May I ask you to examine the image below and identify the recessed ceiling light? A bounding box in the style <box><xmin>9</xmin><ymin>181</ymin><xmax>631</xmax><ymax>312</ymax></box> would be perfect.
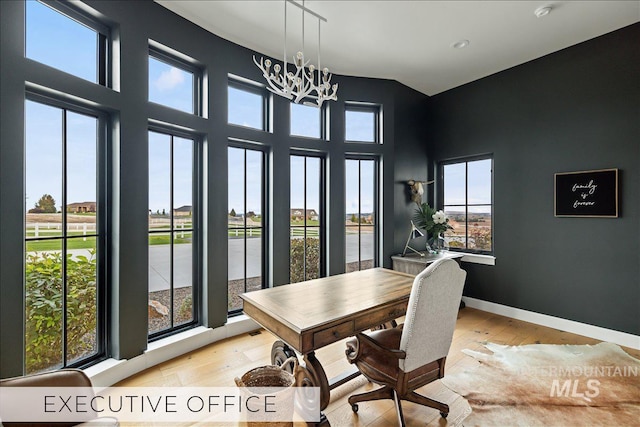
<box><xmin>451</xmin><ymin>39</ymin><xmax>470</xmax><ymax>49</ymax></box>
<box><xmin>534</xmin><ymin>6</ymin><xmax>552</xmax><ymax>18</ymax></box>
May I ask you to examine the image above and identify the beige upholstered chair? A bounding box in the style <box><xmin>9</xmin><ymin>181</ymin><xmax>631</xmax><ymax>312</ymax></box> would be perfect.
<box><xmin>0</xmin><ymin>368</ymin><xmax>119</xmax><ymax>427</ymax></box>
<box><xmin>345</xmin><ymin>258</ymin><xmax>466</xmax><ymax>426</ymax></box>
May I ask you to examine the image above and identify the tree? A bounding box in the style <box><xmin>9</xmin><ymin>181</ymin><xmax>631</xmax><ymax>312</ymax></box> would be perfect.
<box><xmin>230</xmin><ymin>208</ymin><xmax>236</xmax><ymax>217</ymax></box>
<box><xmin>350</xmin><ymin>214</ymin><xmax>358</xmax><ymax>223</ymax></box>
<box><xmin>29</xmin><ymin>194</ymin><xmax>56</xmax><ymax>213</ymax></box>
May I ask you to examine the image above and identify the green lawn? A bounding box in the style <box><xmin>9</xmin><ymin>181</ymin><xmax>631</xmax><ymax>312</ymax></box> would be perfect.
<box><xmin>148</xmin><ymin>234</ymin><xmax>192</xmax><ymax>245</ymax></box>
<box><xmin>26</xmin><ymin>233</ymin><xmax>193</xmax><ymax>251</ymax></box>
<box><xmin>26</xmin><ymin>237</ymin><xmax>97</xmax><ymax>251</ymax></box>
<box><xmin>290</xmin><ymin>219</ymin><xmax>320</xmax><ymax>226</ymax></box>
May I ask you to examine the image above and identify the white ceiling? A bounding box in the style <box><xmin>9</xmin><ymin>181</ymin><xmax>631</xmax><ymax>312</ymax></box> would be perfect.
<box><xmin>156</xmin><ymin>1</ymin><xmax>640</xmax><ymax>96</ymax></box>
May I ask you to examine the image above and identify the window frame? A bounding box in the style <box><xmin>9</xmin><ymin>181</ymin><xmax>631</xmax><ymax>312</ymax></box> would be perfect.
<box><xmin>438</xmin><ymin>154</ymin><xmax>494</xmax><ymax>255</ymax></box>
<box><xmin>344</xmin><ymin>103</ymin><xmax>381</xmax><ymax>144</ymax></box>
<box><xmin>226</xmin><ymin>141</ymin><xmax>269</xmax><ymax>316</ymax></box>
<box><xmin>25</xmin><ymin>0</ymin><xmax>111</xmax><ymax>86</ymax></box>
<box><xmin>148</xmin><ymin>46</ymin><xmax>203</xmax><ymax>116</ymax></box>
<box><xmin>289</xmin><ymin>151</ymin><xmax>326</xmax><ymax>283</ymax></box>
<box><xmin>147</xmin><ymin>126</ymin><xmax>202</xmax><ymax>341</ymax></box>
<box><xmin>24</xmin><ymin>91</ymin><xmax>109</xmax><ymax>370</ymax></box>
<box><xmin>227</xmin><ymin>78</ymin><xmax>270</xmax><ymax>132</ymax></box>
<box><xmin>345</xmin><ymin>155</ymin><xmax>380</xmax><ymax>271</ymax></box>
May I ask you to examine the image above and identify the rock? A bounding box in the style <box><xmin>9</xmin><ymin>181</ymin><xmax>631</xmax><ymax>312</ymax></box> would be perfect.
<box><xmin>148</xmin><ymin>300</ymin><xmax>169</xmax><ymax>318</ymax></box>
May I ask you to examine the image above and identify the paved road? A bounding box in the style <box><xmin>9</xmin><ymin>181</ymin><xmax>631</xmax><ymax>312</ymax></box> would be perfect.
<box><xmin>68</xmin><ymin>234</ymin><xmax>374</xmax><ymax>292</ymax></box>
<box><xmin>149</xmin><ymin>234</ymin><xmax>373</xmax><ymax>291</ymax></box>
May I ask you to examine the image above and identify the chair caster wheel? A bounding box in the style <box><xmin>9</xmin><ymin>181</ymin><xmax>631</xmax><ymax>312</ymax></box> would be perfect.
<box><xmin>351</xmin><ymin>404</ymin><xmax>359</xmax><ymax>413</ymax></box>
<box><xmin>440</xmin><ymin>411</ymin><xmax>448</xmax><ymax>418</ymax></box>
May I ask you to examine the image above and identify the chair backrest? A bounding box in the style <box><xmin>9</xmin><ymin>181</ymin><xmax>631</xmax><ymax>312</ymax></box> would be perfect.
<box><xmin>399</xmin><ymin>258</ymin><xmax>466</xmax><ymax>372</ymax></box>
<box><xmin>0</xmin><ymin>368</ymin><xmax>92</xmax><ymax>388</ymax></box>
<box><xmin>0</xmin><ymin>369</ymin><xmax>97</xmax><ymax>427</ymax></box>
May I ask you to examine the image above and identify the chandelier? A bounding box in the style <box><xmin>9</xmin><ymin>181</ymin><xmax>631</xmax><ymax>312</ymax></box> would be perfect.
<box><xmin>253</xmin><ymin>0</ymin><xmax>338</xmax><ymax>108</ymax></box>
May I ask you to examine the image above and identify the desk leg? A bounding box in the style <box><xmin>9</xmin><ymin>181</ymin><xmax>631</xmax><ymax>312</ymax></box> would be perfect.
<box><xmin>272</xmin><ymin>342</ymin><xmax>331</xmax><ymax>424</ymax></box>
<box><xmin>295</xmin><ymin>351</ymin><xmax>331</xmax><ymax>425</ymax></box>
<box><xmin>272</xmin><ymin>340</ymin><xmax>297</xmax><ymax>372</ymax></box>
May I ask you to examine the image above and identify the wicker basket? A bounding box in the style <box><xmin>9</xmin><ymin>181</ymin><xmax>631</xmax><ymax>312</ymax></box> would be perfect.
<box><xmin>235</xmin><ymin>357</ymin><xmax>298</xmax><ymax>427</ymax></box>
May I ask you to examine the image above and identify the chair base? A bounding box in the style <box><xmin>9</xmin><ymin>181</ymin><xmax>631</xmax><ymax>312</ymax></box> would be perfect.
<box><xmin>348</xmin><ymin>385</ymin><xmax>449</xmax><ymax>427</ymax></box>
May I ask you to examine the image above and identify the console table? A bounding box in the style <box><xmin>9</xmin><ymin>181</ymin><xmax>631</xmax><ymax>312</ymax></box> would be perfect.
<box><xmin>391</xmin><ymin>251</ymin><xmax>466</xmax><ymax>308</ymax></box>
<box><xmin>391</xmin><ymin>251</ymin><xmax>464</xmax><ymax>275</ymax></box>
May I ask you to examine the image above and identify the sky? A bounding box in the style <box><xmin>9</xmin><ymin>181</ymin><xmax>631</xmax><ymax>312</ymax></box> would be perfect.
<box><xmin>443</xmin><ymin>159</ymin><xmax>492</xmax><ymax>214</ymax></box>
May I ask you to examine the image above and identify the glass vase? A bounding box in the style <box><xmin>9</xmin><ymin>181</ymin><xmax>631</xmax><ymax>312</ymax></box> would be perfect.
<box><xmin>427</xmin><ymin>233</ymin><xmax>447</xmax><ymax>254</ymax></box>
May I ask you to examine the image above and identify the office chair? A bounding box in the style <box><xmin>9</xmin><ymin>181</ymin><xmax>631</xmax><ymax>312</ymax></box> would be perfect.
<box><xmin>345</xmin><ymin>258</ymin><xmax>466</xmax><ymax>426</ymax></box>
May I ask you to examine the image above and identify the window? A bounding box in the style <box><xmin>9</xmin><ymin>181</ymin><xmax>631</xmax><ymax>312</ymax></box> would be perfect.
<box><xmin>345</xmin><ymin>104</ymin><xmax>379</xmax><ymax>143</ymax></box>
<box><xmin>441</xmin><ymin>156</ymin><xmax>493</xmax><ymax>253</ymax></box>
<box><xmin>149</xmin><ymin>48</ymin><xmax>200</xmax><ymax>114</ymax></box>
<box><xmin>228</xmin><ymin>146</ymin><xmax>265</xmax><ymax>314</ymax></box>
<box><xmin>26</xmin><ymin>0</ymin><xmax>109</xmax><ymax>85</ymax></box>
<box><xmin>228</xmin><ymin>80</ymin><xmax>267</xmax><ymax>130</ymax></box>
<box><xmin>148</xmin><ymin>130</ymin><xmax>199</xmax><ymax>337</ymax></box>
<box><xmin>290</xmin><ymin>154</ymin><xmax>324</xmax><ymax>283</ymax></box>
<box><xmin>345</xmin><ymin>158</ymin><xmax>378</xmax><ymax>272</ymax></box>
<box><xmin>24</xmin><ymin>97</ymin><xmax>106</xmax><ymax>374</ymax></box>
<box><xmin>290</xmin><ymin>103</ymin><xmax>321</xmax><ymax>138</ymax></box>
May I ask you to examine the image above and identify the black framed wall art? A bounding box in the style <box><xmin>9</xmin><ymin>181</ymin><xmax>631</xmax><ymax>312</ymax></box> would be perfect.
<box><xmin>554</xmin><ymin>168</ymin><xmax>619</xmax><ymax>217</ymax></box>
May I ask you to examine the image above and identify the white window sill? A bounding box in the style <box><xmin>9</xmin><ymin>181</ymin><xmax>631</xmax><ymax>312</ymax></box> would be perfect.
<box><xmin>84</xmin><ymin>315</ymin><xmax>260</xmax><ymax>387</ymax></box>
<box><xmin>459</xmin><ymin>253</ymin><xmax>496</xmax><ymax>265</ymax></box>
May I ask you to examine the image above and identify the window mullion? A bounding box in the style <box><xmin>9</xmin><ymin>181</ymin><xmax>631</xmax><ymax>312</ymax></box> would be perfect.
<box><xmin>243</xmin><ymin>149</ymin><xmax>248</xmax><ymax>293</ymax></box>
<box><xmin>358</xmin><ymin>160</ymin><xmax>362</xmax><ymax>270</ymax></box>
<box><xmin>303</xmin><ymin>157</ymin><xmax>308</xmax><ymax>281</ymax></box>
<box><xmin>61</xmin><ymin>109</ymin><xmax>68</xmax><ymax>367</ymax></box>
<box><xmin>169</xmin><ymin>136</ymin><xmax>175</xmax><ymax>329</ymax></box>
<box><xmin>465</xmin><ymin>161</ymin><xmax>469</xmax><ymax>250</ymax></box>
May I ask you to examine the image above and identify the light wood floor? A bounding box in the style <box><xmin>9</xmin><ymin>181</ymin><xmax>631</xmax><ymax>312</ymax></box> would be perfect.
<box><xmin>116</xmin><ymin>308</ymin><xmax>640</xmax><ymax>426</ymax></box>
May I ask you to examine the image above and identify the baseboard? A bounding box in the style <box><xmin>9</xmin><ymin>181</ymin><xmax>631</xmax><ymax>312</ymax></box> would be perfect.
<box><xmin>462</xmin><ymin>297</ymin><xmax>640</xmax><ymax>350</ymax></box>
<box><xmin>85</xmin><ymin>315</ymin><xmax>261</xmax><ymax>387</ymax></box>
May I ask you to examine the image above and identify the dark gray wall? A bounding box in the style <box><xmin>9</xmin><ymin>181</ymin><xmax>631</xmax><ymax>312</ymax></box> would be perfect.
<box><xmin>427</xmin><ymin>23</ymin><xmax>640</xmax><ymax>336</ymax></box>
<box><xmin>392</xmin><ymin>84</ymin><xmax>431</xmax><ymax>251</ymax></box>
<box><xmin>0</xmin><ymin>0</ymin><xmax>428</xmax><ymax>377</ymax></box>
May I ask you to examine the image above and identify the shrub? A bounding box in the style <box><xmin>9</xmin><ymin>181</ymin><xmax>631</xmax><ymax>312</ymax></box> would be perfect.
<box><xmin>469</xmin><ymin>226</ymin><xmax>492</xmax><ymax>251</ymax></box>
<box><xmin>178</xmin><ymin>295</ymin><xmax>192</xmax><ymax>320</ymax></box>
<box><xmin>290</xmin><ymin>237</ymin><xmax>320</xmax><ymax>283</ymax></box>
<box><xmin>25</xmin><ymin>250</ymin><xmax>97</xmax><ymax>373</ymax></box>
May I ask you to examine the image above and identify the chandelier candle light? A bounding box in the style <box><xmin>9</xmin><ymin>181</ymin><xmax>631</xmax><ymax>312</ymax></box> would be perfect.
<box><xmin>253</xmin><ymin>0</ymin><xmax>338</xmax><ymax>107</ymax></box>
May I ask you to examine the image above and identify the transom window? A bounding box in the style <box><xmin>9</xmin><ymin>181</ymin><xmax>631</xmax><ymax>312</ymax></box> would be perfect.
<box><xmin>290</xmin><ymin>103</ymin><xmax>322</xmax><ymax>139</ymax></box>
<box><xmin>228</xmin><ymin>79</ymin><xmax>268</xmax><ymax>131</ymax></box>
<box><xmin>345</xmin><ymin>104</ymin><xmax>379</xmax><ymax>143</ymax></box>
<box><xmin>149</xmin><ymin>47</ymin><xmax>200</xmax><ymax>115</ymax></box>
<box><xmin>290</xmin><ymin>154</ymin><xmax>324</xmax><ymax>283</ymax></box>
<box><xmin>24</xmin><ymin>97</ymin><xmax>106</xmax><ymax>374</ymax></box>
<box><xmin>148</xmin><ymin>130</ymin><xmax>199</xmax><ymax>337</ymax></box>
<box><xmin>441</xmin><ymin>156</ymin><xmax>493</xmax><ymax>253</ymax></box>
<box><xmin>227</xmin><ymin>146</ymin><xmax>266</xmax><ymax>315</ymax></box>
<box><xmin>26</xmin><ymin>0</ymin><xmax>109</xmax><ymax>85</ymax></box>
<box><xmin>345</xmin><ymin>158</ymin><xmax>378</xmax><ymax>272</ymax></box>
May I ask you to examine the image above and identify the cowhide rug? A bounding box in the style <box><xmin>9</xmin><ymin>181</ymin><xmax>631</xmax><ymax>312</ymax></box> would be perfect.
<box><xmin>442</xmin><ymin>341</ymin><xmax>640</xmax><ymax>426</ymax></box>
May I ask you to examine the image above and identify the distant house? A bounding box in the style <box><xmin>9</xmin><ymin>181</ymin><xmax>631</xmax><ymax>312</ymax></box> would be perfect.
<box><xmin>290</xmin><ymin>208</ymin><xmax>318</xmax><ymax>221</ymax></box>
<box><xmin>173</xmin><ymin>205</ymin><xmax>192</xmax><ymax>216</ymax></box>
<box><xmin>66</xmin><ymin>202</ymin><xmax>96</xmax><ymax>213</ymax></box>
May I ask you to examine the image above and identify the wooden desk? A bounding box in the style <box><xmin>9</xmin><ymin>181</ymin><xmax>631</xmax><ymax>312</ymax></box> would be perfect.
<box><xmin>240</xmin><ymin>268</ymin><xmax>415</xmax><ymax>416</ymax></box>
